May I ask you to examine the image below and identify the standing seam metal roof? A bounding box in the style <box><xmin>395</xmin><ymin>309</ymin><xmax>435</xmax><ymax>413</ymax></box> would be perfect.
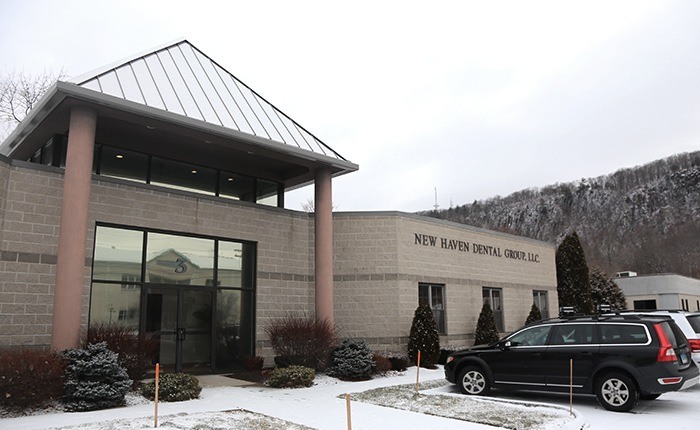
<box><xmin>69</xmin><ymin>38</ymin><xmax>347</xmax><ymax>162</ymax></box>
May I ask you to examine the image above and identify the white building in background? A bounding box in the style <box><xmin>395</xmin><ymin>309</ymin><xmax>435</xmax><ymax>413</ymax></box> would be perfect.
<box><xmin>614</xmin><ymin>273</ymin><xmax>700</xmax><ymax>311</ymax></box>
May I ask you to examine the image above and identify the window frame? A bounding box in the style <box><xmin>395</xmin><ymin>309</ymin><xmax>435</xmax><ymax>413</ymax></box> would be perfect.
<box><xmin>483</xmin><ymin>287</ymin><xmax>504</xmax><ymax>332</ymax></box>
<box><xmin>418</xmin><ymin>282</ymin><xmax>446</xmax><ymax>334</ymax></box>
<box><xmin>533</xmin><ymin>290</ymin><xmax>549</xmax><ymax>319</ymax></box>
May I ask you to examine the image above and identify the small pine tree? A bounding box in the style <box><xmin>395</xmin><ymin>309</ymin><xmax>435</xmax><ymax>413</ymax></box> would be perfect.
<box><xmin>63</xmin><ymin>342</ymin><xmax>132</xmax><ymax>412</ymax></box>
<box><xmin>474</xmin><ymin>302</ymin><xmax>500</xmax><ymax>345</ymax></box>
<box><xmin>589</xmin><ymin>267</ymin><xmax>628</xmax><ymax>311</ymax></box>
<box><xmin>327</xmin><ymin>339</ymin><xmax>374</xmax><ymax>380</ymax></box>
<box><xmin>525</xmin><ymin>303</ymin><xmax>543</xmax><ymax>325</ymax></box>
<box><xmin>407</xmin><ymin>305</ymin><xmax>440</xmax><ymax>368</ymax></box>
<box><xmin>556</xmin><ymin>231</ymin><xmax>594</xmax><ymax>314</ymax></box>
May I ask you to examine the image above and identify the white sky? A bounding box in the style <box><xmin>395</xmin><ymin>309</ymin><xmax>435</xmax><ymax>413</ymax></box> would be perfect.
<box><xmin>1</xmin><ymin>0</ymin><xmax>699</xmax><ymax>212</ymax></box>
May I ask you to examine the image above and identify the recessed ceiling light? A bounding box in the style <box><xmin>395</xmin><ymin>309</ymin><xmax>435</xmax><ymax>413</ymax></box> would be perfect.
<box><xmin>227</xmin><ymin>177</ymin><xmax>234</xmax><ymax>182</ymax></box>
<box><xmin>191</xmin><ymin>169</ymin><xmax>198</xmax><ymax>174</ymax></box>
<box><xmin>115</xmin><ymin>154</ymin><xmax>124</xmax><ymax>159</ymax></box>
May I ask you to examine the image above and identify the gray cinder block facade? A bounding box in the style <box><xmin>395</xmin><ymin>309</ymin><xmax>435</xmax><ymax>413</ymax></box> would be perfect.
<box><xmin>0</xmin><ymin>39</ymin><xmax>557</xmax><ymax>372</ymax></box>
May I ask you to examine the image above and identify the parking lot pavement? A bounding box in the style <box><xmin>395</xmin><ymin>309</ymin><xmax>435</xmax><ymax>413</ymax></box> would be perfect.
<box><xmin>490</xmin><ymin>383</ymin><xmax>700</xmax><ymax>429</ymax></box>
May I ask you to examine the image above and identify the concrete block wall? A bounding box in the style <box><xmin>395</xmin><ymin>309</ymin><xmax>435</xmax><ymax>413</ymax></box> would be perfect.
<box><xmin>0</xmin><ymin>162</ymin><xmax>64</xmax><ymax>347</ymax></box>
<box><xmin>86</xmin><ymin>176</ymin><xmax>315</xmax><ymax>356</ymax></box>
<box><xmin>0</xmin><ymin>163</ymin><xmax>316</xmax><ymax>353</ymax></box>
<box><xmin>333</xmin><ymin>213</ymin><xmax>403</xmax><ymax>351</ymax></box>
<box><xmin>332</xmin><ymin>212</ymin><xmax>558</xmax><ymax>352</ymax></box>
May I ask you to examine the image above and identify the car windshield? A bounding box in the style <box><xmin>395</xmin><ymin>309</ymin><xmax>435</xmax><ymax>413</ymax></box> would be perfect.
<box><xmin>686</xmin><ymin>315</ymin><xmax>700</xmax><ymax>334</ymax></box>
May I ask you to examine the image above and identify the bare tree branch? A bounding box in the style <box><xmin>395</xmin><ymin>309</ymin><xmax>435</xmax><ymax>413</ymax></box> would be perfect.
<box><xmin>0</xmin><ymin>69</ymin><xmax>66</xmax><ymax>139</ymax></box>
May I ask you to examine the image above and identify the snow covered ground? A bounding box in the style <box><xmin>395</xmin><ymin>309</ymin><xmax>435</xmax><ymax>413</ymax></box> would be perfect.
<box><xmin>2</xmin><ymin>366</ymin><xmax>699</xmax><ymax>430</ymax></box>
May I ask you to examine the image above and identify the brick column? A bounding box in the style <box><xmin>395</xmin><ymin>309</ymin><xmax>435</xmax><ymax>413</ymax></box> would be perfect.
<box><xmin>314</xmin><ymin>168</ymin><xmax>333</xmax><ymax>325</ymax></box>
<box><xmin>51</xmin><ymin>106</ymin><xmax>96</xmax><ymax>350</ymax></box>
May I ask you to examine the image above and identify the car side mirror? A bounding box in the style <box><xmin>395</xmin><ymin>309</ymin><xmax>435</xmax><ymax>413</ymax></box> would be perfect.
<box><xmin>500</xmin><ymin>340</ymin><xmax>511</xmax><ymax>350</ymax></box>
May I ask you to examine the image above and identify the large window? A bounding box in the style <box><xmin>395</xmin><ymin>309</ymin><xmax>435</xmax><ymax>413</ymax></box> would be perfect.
<box><xmin>28</xmin><ymin>136</ymin><xmax>283</xmax><ymax>207</ymax></box>
<box><xmin>419</xmin><ymin>283</ymin><xmax>446</xmax><ymax>333</ymax></box>
<box><xmin>483</xmin><ymin>287</ymin><xmax>504</xmax><ymax>332</ymax></box>
<box><xmin>633</xmin><ymin>299</ymin><xmax>657</xmax><ymax>310</ymax></box>
<box><xmin>89</xmin><ymin>224</ymin><xmax>256</xmax><ymax>372</ymax></box>
<box><xmin>533</xmin><ymin>290</ymin><xmax>549</xmax><ymax>319</ymax></box>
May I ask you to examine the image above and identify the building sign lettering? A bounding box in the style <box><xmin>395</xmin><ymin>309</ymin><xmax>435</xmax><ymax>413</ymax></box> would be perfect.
<box><xmin>414</xmin><ymin>233</ymin><xmax>540</xmax><ymax>263</ymax></box>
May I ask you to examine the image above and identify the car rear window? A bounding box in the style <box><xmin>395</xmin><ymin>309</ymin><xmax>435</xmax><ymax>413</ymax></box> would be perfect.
<box><xmin>659</xmin><ymin>321</ymin><xmax>687</xmax><ymax>348</ymax></box>
<box><xmin>686</xmin><ymin>315</ymin><xmax>700</xmax><ymax>334</ymax></box>
<box><xmin>599</xmin><ymin>324</ymin><xmax>648</xmax><ymax>344</ymax></box>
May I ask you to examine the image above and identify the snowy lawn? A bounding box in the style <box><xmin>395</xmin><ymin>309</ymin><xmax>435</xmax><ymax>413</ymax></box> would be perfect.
<box><xmin>4</xmin><ymin>365</ymin><xmax>700</xmax><ymax>429</ymax></box>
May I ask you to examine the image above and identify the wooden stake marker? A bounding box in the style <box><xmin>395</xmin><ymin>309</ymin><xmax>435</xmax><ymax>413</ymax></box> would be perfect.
<box><xmin>415</xmin><ymin>350</ymin><xmax>422</xmax><ymax>392</ymax></box>
<box><xmin>154</xmin><ymin>363</ymin><xmax>160</xmax><ymax>428</ymax></box>
<box><xmin>345</xmin><ymin>393</ymin><xmax>352</xmax><ymax>430</ymax></box>
<box><xmin>569</xmin><ymin>358</ymin><xmax>573</xmax><ymax>416</ymax></box>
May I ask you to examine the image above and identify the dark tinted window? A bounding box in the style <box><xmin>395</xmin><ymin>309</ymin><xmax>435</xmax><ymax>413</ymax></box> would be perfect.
<box><xmin>599</xmin><ymin>324</ymin><xmax>649</xmax><ymax>344</ymax></box>
<box><xmin>686</xmin><ymin>315</ymin><xmax>700</xmax><ymax>334</ymax></box>
<box><xmin>660</xmin><ymin>321</ymin><xmax>687</xmax><ymax>348</ymax></box>
<box><xmin>151</xmin><ymin>157</ymin><xmax>216</xmax><ymax>196</ymax></box>
<box><xmin>99</xmin><ymin>146</ymin><xmax>148</xmax><ymax>183</ymax></box>
<box><xmin>549</xmin><ymin>324</ymin><xmax>595</xmax><ymax>345</ymax></box>
<box><xmin>219</xmin><ymin>172</ymin><xmax>255</xmax><ymax>202</ymax></box>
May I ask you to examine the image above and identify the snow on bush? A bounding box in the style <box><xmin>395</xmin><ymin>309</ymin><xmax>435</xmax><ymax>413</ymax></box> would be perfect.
<box><xmin>63</xmin><ymin>342</ymin><xmax>132</xmax><ymax>412</ymax></box>
<box><xmin>141</xmin><ymin>373</ymin><xmax>202</xmax><ymax>401</ymax></box>
<box><xmin>327</xmin><ymin>339</ymin><xmax>374</xmax><ymax>380</ymax></box>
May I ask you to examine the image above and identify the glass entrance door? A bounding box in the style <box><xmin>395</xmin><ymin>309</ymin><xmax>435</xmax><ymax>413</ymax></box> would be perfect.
<box><xmin>145</xmin><ymin>287</ymin><xmax>213</xmax><ymax>373</ymax></box>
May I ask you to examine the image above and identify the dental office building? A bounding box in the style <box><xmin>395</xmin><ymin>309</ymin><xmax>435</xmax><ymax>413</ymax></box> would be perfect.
<box><xmin>0</xmin><ymin>40</ymin><xmax>557</xmax><ymax>373</ymax></box>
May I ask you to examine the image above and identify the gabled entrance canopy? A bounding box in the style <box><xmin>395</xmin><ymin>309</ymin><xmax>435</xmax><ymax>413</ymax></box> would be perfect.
<box><xmin>1</xmin><ymin>39</ymin><xmax>358</xmax><ymax>189</ymax></box>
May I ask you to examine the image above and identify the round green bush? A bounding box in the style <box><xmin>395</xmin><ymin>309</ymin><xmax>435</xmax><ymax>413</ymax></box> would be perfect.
<box><xmin>141</xmin><ymin>373</ymin><xmax>202</xmax><ymax>402</ymax></box>
<box><xmin>327</xmin><ymin>339</ymin><xmax>374</xmax><ymax>380</ymax></box>
<box><xmin>267</xmin><ymin>365</ymin><xmax>315</xmax><ymax>388</ymax></box>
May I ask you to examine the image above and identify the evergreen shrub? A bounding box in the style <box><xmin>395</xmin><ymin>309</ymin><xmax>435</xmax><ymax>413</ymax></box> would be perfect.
<box><xmin>265</xmin><ymin>315</ymin><xmax>336</xmax><ymax>371</ymax></box>
<box><xmin>267</xmin><ymin>366</ymin><xmax>315</xmax><ymax>388</ymax></box>
<box><xmin>141</xmin><ymin>373</ymin><xmax>202</xmax><ymax>401</ymax></box>
<box><xmin>327</xmin><ymin>339</ymin><xmax>374</xmax><ymax>380</ymax></box>
<box><xmin>525</xmin><ymin>303</ymin><xmax>543</xmax><ymax>325</ymax></box>
<box><xmin>407</xmin><ymin>305</ymin><xmax>440</xmax><ymax>368</ymax></box>
<box><xmin>474</xmin><ymin>302</ymin><xmax>500</xmax><ymax>346</ymax></box>
<box><xmin>63</xmin><ymin>342</ymin><xmax>132</xmax><ymax>412</ymax></box>
<box><xmin>0</xmin><ymin>349</ymin><xmax>66</xmax><ymax>411</ymax></box>
<box><xmin>84</xmin><ymin>323</ymin><xmax>158</xmax><ymax>388</ymax></box>
<box><xmin>556</xmin><ymin>231</ymin><xmax>594</xmax><ymax>314</ymax></box>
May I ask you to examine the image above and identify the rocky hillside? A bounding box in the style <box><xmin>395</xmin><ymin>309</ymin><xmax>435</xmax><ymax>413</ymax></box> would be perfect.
<box><xmin>422</xmin><ymin>151</ymin><xmax>700</xmax><ymax>278</ymax></box>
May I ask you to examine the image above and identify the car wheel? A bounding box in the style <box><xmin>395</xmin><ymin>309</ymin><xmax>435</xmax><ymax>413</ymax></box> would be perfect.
<box><xmin>595</xmin><ymin>372</ymin><xmax>639</xmax><ymax>412</ymax></box>
<box><xmin>457</xmin><ymin>366</ymin><xmax>490</xmax><ymax>396</ymax></box>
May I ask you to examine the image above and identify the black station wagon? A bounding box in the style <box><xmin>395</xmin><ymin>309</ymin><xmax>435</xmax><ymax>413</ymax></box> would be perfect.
<box><xmin>445</xmin><ymin>315</ymin><xmax>700</xmax><ymax>412</ymax></box>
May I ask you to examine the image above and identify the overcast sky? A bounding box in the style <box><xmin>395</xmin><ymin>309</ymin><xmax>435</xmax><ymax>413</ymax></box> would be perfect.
<box><xmin>2</xmin><ymin>1</ymin><xmax>699</xmax><ymax>212</ymax></box>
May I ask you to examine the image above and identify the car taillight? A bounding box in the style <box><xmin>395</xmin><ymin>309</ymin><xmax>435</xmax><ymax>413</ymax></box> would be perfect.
<box><xmin>688</xmin><ymin>339</ymin><xmax>700</xmax><ymax>352</ymax></box>
<box><xmin>654</xmin><ymin>323</ymin><xmax>678</xmax><ymax>363</ymax></box>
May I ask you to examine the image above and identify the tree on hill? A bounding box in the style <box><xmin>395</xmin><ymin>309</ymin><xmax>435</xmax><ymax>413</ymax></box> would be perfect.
<box><xmin>474</xmin><ymin>302</ymin><xmax>500</xmax><ymax>345</ymax></box>
<box><xmin>556</xmin><ymin>231</ymin><xmax>593</xmax><ymax>315</ymax></box>
<box><xmin>589</xmin><ymin>267</ymin><xmax>628</xmax><ymax>311</ymax></box>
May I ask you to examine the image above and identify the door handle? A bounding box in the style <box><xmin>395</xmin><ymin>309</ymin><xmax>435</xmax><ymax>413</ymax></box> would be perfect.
<box><xmin>177</xmin><ymin>328</ymin><xmax>186</xmax><ymax>340</ymax></box>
